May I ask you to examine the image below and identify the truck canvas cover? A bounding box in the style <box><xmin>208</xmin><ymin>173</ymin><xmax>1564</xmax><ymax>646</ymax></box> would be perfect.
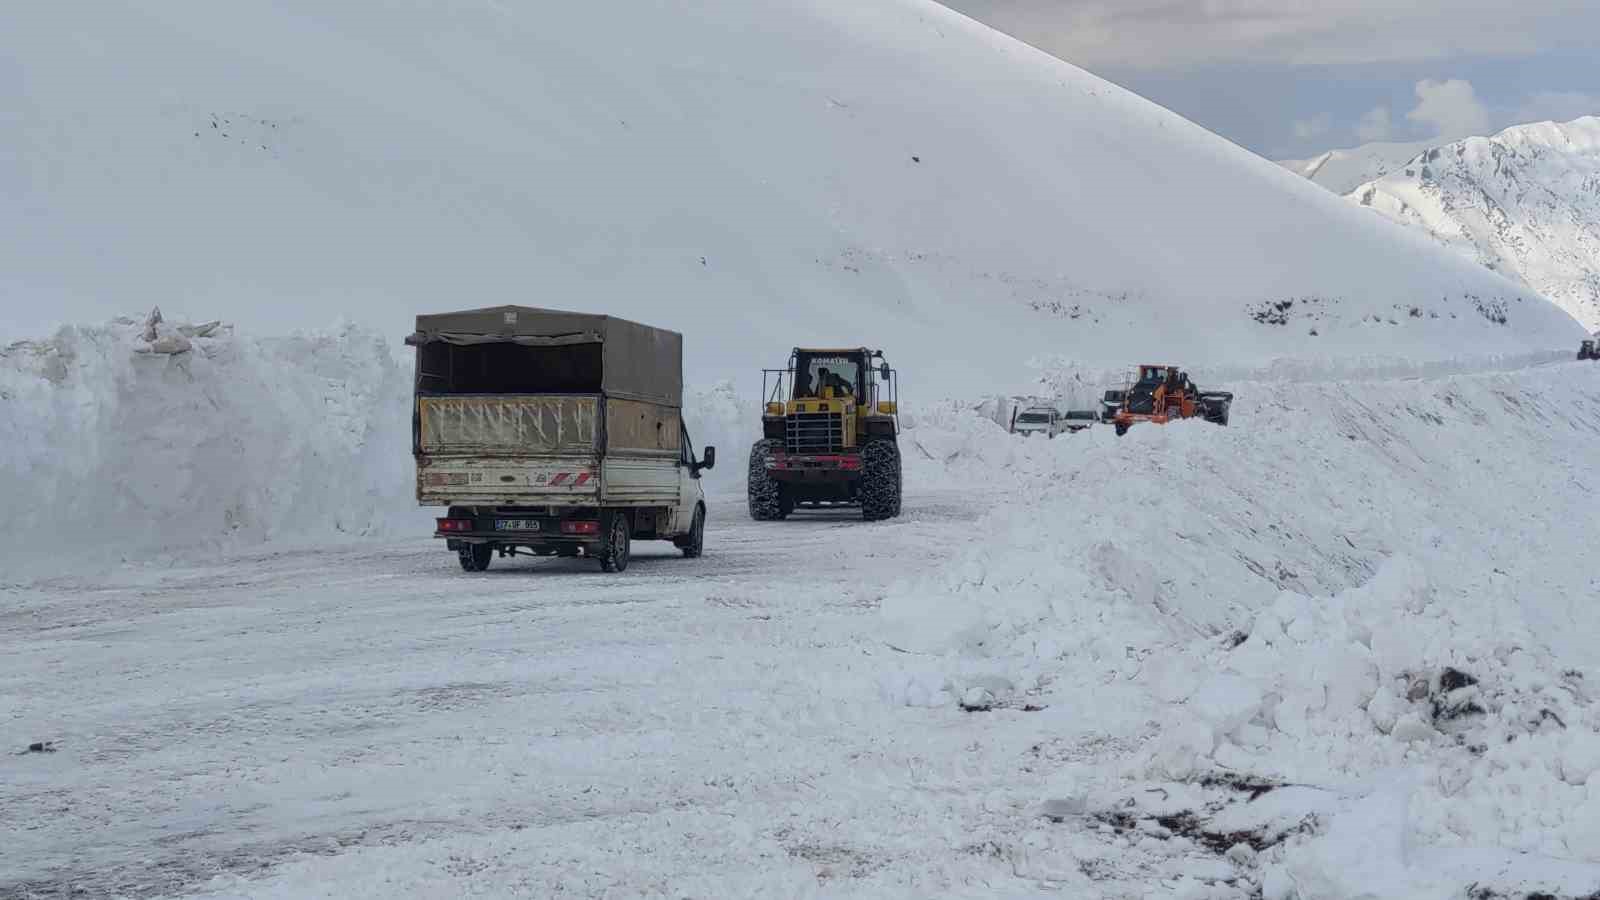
<box><xmin>406</xmin><ymin>305</ymin><xmax>682</xmax><ymax>407</ymax></box>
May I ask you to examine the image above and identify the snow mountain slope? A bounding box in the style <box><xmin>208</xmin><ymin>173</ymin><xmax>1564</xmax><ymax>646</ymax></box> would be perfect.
<box><xmin>2</xmin><ymin>1</ymin><xmax>1584</xmax><ymax>395</ymax></box>
<box><xmin>1278</xmin><ymin>140</ymin><xmax>1433</xmax><ymax>194</ymax></box>
<box><xmin>1346</xmin><ymin>117</ymin><xmax>1600</xmax><ymax>332</ymax></box>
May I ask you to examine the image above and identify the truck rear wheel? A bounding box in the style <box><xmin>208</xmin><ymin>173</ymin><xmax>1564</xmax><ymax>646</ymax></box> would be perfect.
<box><xmin>861</xmin><ymin>439</ymin><xmax>901</xmax><ymax>522</ymax></box>
<box><xmin>748</xmin><ymin>439</ymin><xmax>789</xmax><ymax>521</ymax></box>
<box><xmin>458</xmin><ymin>543</ymin><xmax>493</xmax><ymax>572</ymax></box>
<box><xmin>598</xmin><ymin>510</ymin><xmax>631</xmax><ymax>573</ymax></box>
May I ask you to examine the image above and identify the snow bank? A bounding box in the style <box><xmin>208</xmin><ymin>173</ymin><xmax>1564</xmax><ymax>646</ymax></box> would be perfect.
<box><xmin>0</xmin><ymin>315</ymin><xmax>417</xmax><ymax>571</ymax></box>
<box><xmin>681</xmin><ymin>380</ymin><xmax>757</xmax><ymax>498</ymax></box>
<box><xmin>0</xmin><ymin>315</ymin><xmax>1047</xmax><ymax>568</ymax></box>
<box><xmin>878</xmin><ymin>362</ymin><xmax>1600</xmax><ymax>895</ymax></box>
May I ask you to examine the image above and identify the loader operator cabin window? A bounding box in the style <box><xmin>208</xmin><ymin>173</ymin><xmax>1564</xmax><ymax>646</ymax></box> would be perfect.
<box><xmin>795</xmin><ymin>353</ymin><xmax>863</xmax><ymax>401</ymax></box>
<box><xmin>414</xmin><ymin>341</ymin><xmax>602</xmax><ymax>394</ymax></box>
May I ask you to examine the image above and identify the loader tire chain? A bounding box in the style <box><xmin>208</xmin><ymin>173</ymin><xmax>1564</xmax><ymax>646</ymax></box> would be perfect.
<box><xmin>861</xmin><ymin>439</ymin><xmax>901</xmax><ymax>522</ymax></box>
<box><xmin>747</xmin><ymin>439</ymin><xmax>787</xmax><ymax>520</ymax></box>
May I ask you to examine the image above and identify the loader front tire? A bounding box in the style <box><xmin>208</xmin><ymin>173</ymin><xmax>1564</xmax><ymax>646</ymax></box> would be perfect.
<box><xmin>861</xmin><ymin>439</ymin><xmax>901</xmax><ymax>522</ymax></box>
<box><xmin>748</xmin><ymin>439</ymin><xmax>788</xmax><ymax>521</ymax></box>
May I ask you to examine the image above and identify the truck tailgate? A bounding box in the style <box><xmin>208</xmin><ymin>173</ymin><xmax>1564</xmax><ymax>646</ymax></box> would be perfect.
<box><xmin>417</xmin><ymin>456</ymin><xmax>600</xmax><ymax>505</ymax></box>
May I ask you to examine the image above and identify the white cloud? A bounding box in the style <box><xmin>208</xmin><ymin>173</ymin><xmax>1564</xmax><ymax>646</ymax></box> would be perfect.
<box><xmin>1406</xmin><ymin>78</ymin><xmax>1490</xmax><ymax>141</ymax></box>
<box><xmin>941</xmin><ymin>0</ymin><xmax>1594</xmax><ymax>69</ymax></box>
<box><xmin>1293</xmin><ymin>112</ymin><xmax>1333</xmax><ymax>140</ymax></box>
<box><xmin>1355</xmin><ymin>106</ymin><xmax>1393</xmax><ymax>142</ymax></box>
<box><xmin>1513</xmin><ymin>91</ymin><xmax>1600</xmax><ymax>126</ymax></box>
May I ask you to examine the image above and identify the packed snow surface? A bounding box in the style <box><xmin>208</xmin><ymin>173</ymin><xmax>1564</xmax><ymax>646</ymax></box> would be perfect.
<box><xmin>2</xmin><ymin>0</ymin><xmax>1584</xmax><ymax>394</ymax></box>
<box><xmin>6</xmin><ymin>356</ymin><xmax>1600</xmax><ymax>899</ymax></box>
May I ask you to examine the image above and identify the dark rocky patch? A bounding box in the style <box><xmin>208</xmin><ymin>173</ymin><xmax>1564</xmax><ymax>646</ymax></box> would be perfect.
<box><xmin>1198</xmin><ymin>773</ymin><xmax>1282</xmax><ymax>801</ymax></box>
<box><xmin>1088</xmin><ymin>806</ymin><xmax>1314</xmax><ymax>856</ymax></box>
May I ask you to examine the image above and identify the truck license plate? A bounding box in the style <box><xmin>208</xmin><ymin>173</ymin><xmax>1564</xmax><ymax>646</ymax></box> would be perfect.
<box><xmin>495</xmin><ymin>519</ymin><xmax>540</xmax><ymax>532</ymax></box>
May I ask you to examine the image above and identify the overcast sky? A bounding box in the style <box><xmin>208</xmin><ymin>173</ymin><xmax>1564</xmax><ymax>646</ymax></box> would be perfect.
<box><xmin>940</xmin><ymin>0</ymin><xmax>1600</xmax><ymax>159</ymax></box>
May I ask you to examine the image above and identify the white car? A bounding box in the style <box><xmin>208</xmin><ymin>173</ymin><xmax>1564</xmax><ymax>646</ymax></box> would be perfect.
<box><xmin>1012</xmin><ymin>406</ymin><xmax>1068</xmax><ymax>438</ymax></box>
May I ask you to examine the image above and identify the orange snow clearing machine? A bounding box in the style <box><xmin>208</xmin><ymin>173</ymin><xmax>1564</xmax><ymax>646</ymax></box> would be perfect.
<box><xmin>1111</xmin><ymin>364</ymin><xmax>1232</xmax><ymax>436</ymax></box>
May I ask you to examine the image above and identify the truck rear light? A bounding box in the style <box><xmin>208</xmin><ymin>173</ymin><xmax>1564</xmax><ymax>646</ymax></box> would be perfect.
<box><xmin>436</xmin><ymin>518</ymin><xmax>473</xmax><ymax>532</ymax></box>
<box><xmin>560</xmin><ymin>520</ymin><xmax>600</xmax><ymax>535</ymax></box>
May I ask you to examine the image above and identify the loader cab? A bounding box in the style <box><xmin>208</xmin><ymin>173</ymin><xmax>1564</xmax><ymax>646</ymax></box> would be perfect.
<box><xmin>793</xmin><ymin>350</ymin><xmax>869</xmax><ymax>404</ymax></box>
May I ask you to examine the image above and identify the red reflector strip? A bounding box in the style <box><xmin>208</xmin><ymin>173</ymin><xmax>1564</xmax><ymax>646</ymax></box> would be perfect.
<box><xmin>561</xmin><ymin>520</ymin><xmax>600</xmax><ymax>535</ymax></box>
<box><xmin>773</xmin><ymin>454</ymin><xmax>862</xmax><ymax>470</ymax></box>
<box><xmin>574</xmin><ymin>472</ymin><xmax>592</xmax><ymax>486</ymax></box>
<box><xmin>550</xmin><ymin>473</ymin><xmax>570</xmax><ymax>486</ymax></box>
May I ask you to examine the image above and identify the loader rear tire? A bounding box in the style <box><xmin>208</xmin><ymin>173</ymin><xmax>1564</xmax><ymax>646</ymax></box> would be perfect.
<box><xmin>1114</xmin><ymin>423</ymin><xmax>1129</xmax><ymax>437</ymax></box>
<box><xmin>861</xmin><ymin>439</ymin><xmax>901</xmax><ymax>522</ymax></box>
<box><xmin>748</xmin><ymin>439</ymin><xmax>788</xmax><ymax>521</ymax></box>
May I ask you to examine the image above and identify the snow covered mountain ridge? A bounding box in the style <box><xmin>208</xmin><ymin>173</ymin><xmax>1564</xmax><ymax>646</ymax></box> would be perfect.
<box><xmin>1282</xmin><ymin>117</ymin><xmax>1600</xmax><ymax>332</ymax></box>
<box><xmin>1277</xmin><ymin>140</ymin><xmax>1433</xmax><ymax>194</ymax></box>
<box><xmin>1</xmin><ymin>0</ymin><xmax>1584</xmax><ymax>394</ymax></box>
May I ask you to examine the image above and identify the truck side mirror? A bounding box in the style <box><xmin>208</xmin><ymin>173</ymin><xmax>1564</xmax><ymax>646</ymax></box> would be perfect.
<box><xmin>879</xmin><ymin>362</ymin><xmax>891</xmax><ymax>381</ymax></box>
<box><xmin>700</xmin><ymin>446</ymin><xmax>716</xmax><ymax>471</ymax></box>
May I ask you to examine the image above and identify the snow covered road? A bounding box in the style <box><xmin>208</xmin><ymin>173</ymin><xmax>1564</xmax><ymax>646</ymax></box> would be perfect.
<box><xmin>8</xmin><ymin>362</ymin><xmax>1600</xmax><ymax>899</ymax></box>
<box><xmin>4</xmin><ymin>491</ymin><xmax>1066</xmax><ymax>898</ymax></box>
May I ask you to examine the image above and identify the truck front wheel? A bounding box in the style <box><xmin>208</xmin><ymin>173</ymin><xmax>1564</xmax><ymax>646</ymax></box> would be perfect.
<box><xmin>458</xmin><ymin>543</ymin><xmax>493</xmax><ymax>572</ymax></box>
<box><xmin>598</xmin><ymin>510</ymin><xmax>632</xmax><ymax>573</ymax></box>
<box><xmin>677</xmin><ymin>505</ymin><xmax>706</xmax><ymax>558</ymax></box>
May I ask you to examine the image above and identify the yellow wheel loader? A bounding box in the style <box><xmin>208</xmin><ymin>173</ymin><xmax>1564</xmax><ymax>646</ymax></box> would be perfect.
<box><xmin>748</xmin><ymin>348</ymin><xmax>902</xmax><ymax>522</ymax></box>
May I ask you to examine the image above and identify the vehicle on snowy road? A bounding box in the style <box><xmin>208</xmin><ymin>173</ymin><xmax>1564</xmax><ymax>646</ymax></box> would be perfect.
<box><xmin>408</xmin><ymin>306</ymin><xmax>714</xmax><ymax>572</ymax></box>
<box><xmin>1011</xmin><ymin>406</ymin><xmax>1098</xmax><ymax>438</ymax></box>
<box><xmin>1111</xmin><ymin>364</ymin><xmax>1232</xmax><ymax>435</ymax></box>
<box><xmin>748</xmin><ymin>347</ymin><xmax>902</xmax><ymax>521</ymax></box>
<box><xmin>1011</xmin><ymin>405</ymin><xmax>1068</xmax><ymax>438</ymax></box>
<box><xmin>1100</xmin><ymin>389</ymin><xmax>1126</xmax><ymax>422</ymax></box>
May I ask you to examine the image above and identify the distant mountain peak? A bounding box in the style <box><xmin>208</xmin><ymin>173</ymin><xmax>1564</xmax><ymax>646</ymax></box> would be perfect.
<box><xmin>1329</xmin><ymin>116</ymin><xmax>1600</xmax><ymax>330</ymax></box>
<box><xmin>1278</xmin><ymin>140</ymin><xmax>1434</xmax><ymax>194</ymax></box>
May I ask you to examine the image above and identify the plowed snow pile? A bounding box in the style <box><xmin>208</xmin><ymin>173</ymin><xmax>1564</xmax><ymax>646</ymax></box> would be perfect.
<box><xmin>0</xmin><ymin>316</ymin><xmax>417</xmax><ymax>568</ymax></box>
<box><xmin>0</xmin><ymin>316</ymin><xmax>787</xmax><ymax>568</ymax></box>
<box><xmin>880</xmin><ymin>363</ymin><xmax>1600</xmax><ymax>898</ymax></box>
